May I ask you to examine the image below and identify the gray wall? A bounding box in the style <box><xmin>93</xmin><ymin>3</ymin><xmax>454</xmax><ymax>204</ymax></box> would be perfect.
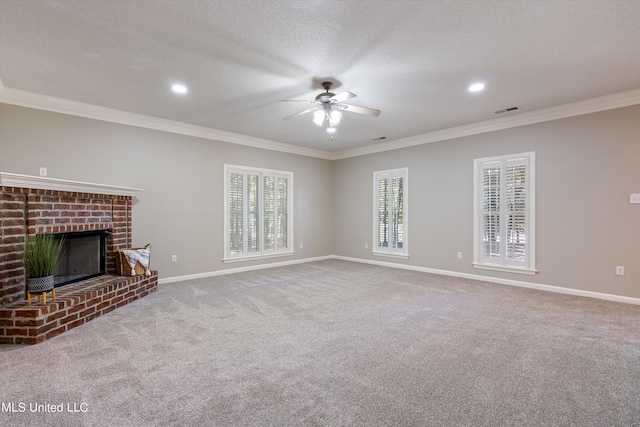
<box><xmin>333</xmin><ymin>105</ymin><xmax>640</xmax><ymax>298</ymax></box>
<box><xmin>0</xmin><ymin>104</ymin><xmax>335</xmax><ymax>279</ymax></box>
<box><xmin>1</xmin><ymin>103</ymin><xmax>638</xmax><ymax>299</ymax></box>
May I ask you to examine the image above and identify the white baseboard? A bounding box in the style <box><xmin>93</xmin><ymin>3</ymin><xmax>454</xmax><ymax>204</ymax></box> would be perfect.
<box><xmin>333</xmin><ymin>255</ymin><xmax>640</xmax><ymax>306</ymax></box>
<box><xmin>159</xmin><ymin>254</ymin><xmax>640</xmax><ymax>305</ymax></box>
<box><xmin>158</xmin><ymin>255</ymin><xmax>333</xmax><ymax>285</ymax></box>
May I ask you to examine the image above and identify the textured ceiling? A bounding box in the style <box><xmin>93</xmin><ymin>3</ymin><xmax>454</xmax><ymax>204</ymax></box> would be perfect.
<box><xmin>1</xmin><ymin>0</ymin><xmax>639</xmax><ymax>153</ymax></box>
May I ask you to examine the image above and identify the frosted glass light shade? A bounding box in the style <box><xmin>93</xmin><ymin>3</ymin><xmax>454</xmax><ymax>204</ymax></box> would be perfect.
<box><xmin>313</xmin><ymin>110</ymin><xmax>325</xmax><ymax>126</ymax></box>
<box><xmin>329</xmin><ymin>110</ymin><xmax>342</xmax><ymax>127</ymax></box>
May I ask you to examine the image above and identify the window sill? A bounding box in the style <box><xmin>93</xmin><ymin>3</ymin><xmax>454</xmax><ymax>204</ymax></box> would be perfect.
<box><xmin>372</xmin><ymin>251</ymin><xmax>409</xmax><ymax>260</ymax></box>
<box><xmin>223</xmin><ymin>251</ymin><xmax>294</xmax><ymax>264</ymax></box>
<box><xmin>472</xmin><ymin>263</ymin><xmax>537</xmax><ymax>276</ymax></box>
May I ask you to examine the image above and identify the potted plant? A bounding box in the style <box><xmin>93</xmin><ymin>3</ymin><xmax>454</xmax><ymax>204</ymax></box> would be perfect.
<box><xmin>23</xmin><ymin>234</ymin><xmax>65</xmax><ymax>297</ymax></box>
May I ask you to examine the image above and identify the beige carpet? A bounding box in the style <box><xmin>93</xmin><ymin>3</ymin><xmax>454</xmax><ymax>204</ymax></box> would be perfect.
<box><xmin>1</xmin><ymin>259</ymin><xmax>639</xmax><ymax>426</ymax></box>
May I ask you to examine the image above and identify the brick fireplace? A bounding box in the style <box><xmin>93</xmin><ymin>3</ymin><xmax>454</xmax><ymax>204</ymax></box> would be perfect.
<box><xmin>0</xmin><ymin>173</ymin><xmax>157</xmax><ymax>344</ymax></box>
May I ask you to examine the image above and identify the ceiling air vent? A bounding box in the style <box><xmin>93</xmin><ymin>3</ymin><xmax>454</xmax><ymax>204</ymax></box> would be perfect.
<box><xmin>494</xmin><ymin>106</ymin><xmax>520</xmax><ymax>114</ymax></box>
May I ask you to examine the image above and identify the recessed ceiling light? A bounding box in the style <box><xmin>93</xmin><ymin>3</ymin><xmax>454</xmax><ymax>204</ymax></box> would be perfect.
<box><xmin>326</xmin><ymin>127</ymin><xmax>336</xmax><ymax>133</ymax></box>
<box><xmin>171</xmin><ymin>84</ymin><xmax>188</xmax><ymax>94</ymax></box>
<box><xmin>469</xmin><ymin>83</ymin><xmax>485</xmax><ymax>92</ymax></box>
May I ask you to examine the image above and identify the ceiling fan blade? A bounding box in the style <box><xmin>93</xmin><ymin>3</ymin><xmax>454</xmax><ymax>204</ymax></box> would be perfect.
<box><xmin>340</xmin><ymin>104</ymin><xmax>381</xmax><ymax>117</ymax></box>
<box><xmin>283</xmin><ymin>108</ymin><xmax>314</xmax><ymax>120</ymax></box>
<box><xmin>330</xmin><ymin>91</ymin><xmax>356</xmax><ymax>103</ymax></box>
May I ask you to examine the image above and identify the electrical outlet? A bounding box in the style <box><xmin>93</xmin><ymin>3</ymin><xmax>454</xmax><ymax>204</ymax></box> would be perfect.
<box><xmin>630</xmin><ymin>194</ymin><xmax>640</xmax><ymax>204</ymax></box>
<box><xmin>457</xmin><ymin>251</ymin><xmax>462</xmax><ymax>259</ymax></box>
<box><xmin>365</xmin><ymin>243</ymin><xmax>369</xmax><ymax>249</ymax></box>
<box><xmin>615</xmin><ymin>266</ymin><xmax>624</xmax><ymax>276</ymax></box>
<box><xmin>299</xmin><ymin>242</ymin><xmax>303</xmax><ymax>249</ymax></box>
<box><xmin>171</xmin><ymin>255</ymin><xmax>177</xmax><ymax>263</ymax></box>
<box><xmin>39</xmin><ymin>167</ymin><xmax>47</xmax><ymax>177</ymax></box>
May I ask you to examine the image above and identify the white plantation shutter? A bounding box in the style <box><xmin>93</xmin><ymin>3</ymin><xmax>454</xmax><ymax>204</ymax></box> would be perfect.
<box><xmin>263</xmin><ymin>175</ymin><xmax>275</xmax><ymax>251</ymax></box>
<box><xmin>474</xmin><ymin>153</ymin><xmax>535</xmax><ymax>273</ymax></box>
<box><xmin>377</xmin><ymin>177</ymin><xmax>389</xmax><ymax>249</ymax></box>
<box><xmin>505</xmin><ymin>161</ymin><xmax>527</xmax><ymax>263</ymax></box>
<box><xmin>277</xmin><ymin>177</ymin><xmax>288</xmax><ymax>250</ymax></box>
<box><xmin>481</xmin><ymin>165</ymin><xmax>500</xmax><ymax>261</ymax></box>
<box><xmin>391</xmin><ymin>176</ymin><xmax>404</xmax><ymax>250</ymax></box>
<box><xmin>228</xmin><ymin>172</ymin><xmax>244</xmax><ymax>255</ymax></box>
<box><xmin>247</xmin><ymin>174</ymin><xmax>260</xmax><ymax>253</ymax></box>
<box><xmin>373</xmin><ymin>168</ymin><xmax>408</xmax><ymax>257</ymax></box>
<box><xmin>224</xmin><ymin>165</ymin><xmax>293</xmax><ymax>261</ymax></box>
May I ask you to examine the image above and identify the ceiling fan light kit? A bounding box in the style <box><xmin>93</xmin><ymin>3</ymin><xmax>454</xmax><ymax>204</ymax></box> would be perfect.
<box><xmin>284</xmin><ymin>81</ymin><xmax>380</xmax><ymax>129</ymax></box>
<box><xmin>313</xmin><ymin>109</ymin><xmax>343</xmax><ymax>127</ymax></box>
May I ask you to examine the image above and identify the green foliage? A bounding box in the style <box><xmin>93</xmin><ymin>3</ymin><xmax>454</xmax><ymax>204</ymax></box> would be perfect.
<box><xmin>23</xmin><ymin>234</ymin><xmax>65</xmax><ymax>278</ymax></box>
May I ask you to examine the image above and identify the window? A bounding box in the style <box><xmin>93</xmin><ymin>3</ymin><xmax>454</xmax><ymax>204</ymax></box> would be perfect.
<box><xmin>473</xmin><ymin>152</ymin><xmax>536</xmax><ymax>274</ymax></box>
<box><xmin>224</xmin><ymin>165</ymin><xmax>293</xmax><ymax>261</ymax></box>
<box><xmin>373</xmin><ymin>168</ymin><xmax>408</xmax><ymax>258</ymax></box>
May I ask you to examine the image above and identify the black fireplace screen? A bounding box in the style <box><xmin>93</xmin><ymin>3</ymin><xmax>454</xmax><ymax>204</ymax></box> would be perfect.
<box><xmin>52</xmin><ymin>230</ymin><xmax>108</xmax><ymax>287</ymax></box>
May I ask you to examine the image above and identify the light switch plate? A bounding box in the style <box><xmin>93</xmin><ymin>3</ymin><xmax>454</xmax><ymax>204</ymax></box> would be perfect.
<box><xmin>630</xmin><ymin>193</ymin><xmax>640</xmax><ymax>204</ymax></box>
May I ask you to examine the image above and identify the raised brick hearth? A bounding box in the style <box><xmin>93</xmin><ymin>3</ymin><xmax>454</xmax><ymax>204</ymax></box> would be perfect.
<box><xmin>0</xmin><ymin>273</ymin><xmax>157</xmax><ymax>344</ymax></box>
<box><xmin>0</xmin><ymin>173</ymin><xmax>157</xmax><ymax>344</ymax></box>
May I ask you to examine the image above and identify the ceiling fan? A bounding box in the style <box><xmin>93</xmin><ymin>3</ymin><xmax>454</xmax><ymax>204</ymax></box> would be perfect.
<box><xmin>283</xmin><ymin>82</ymin><xmax>381</xmax><ymax>127</ymax></box>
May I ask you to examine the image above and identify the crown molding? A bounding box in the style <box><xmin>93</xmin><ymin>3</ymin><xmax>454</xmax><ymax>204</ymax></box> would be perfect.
<box><xmin>0</xmin><ymin>87</ymin><xmax>335</xmax><ymax>160</ymax></box>
<box><xmin>1</xmin><ymin>85</ymin><xmax>638</xmax><ymax>162</ymax></box>
<box><xmin>0</xmin><ymin>172</ymin><xmax>142</xmax><ymax>197</ymax></box>
<box><xmin>332</xmin><ymin>88</ymin><xmax>640</xmax><ymax>160</ymax></box>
